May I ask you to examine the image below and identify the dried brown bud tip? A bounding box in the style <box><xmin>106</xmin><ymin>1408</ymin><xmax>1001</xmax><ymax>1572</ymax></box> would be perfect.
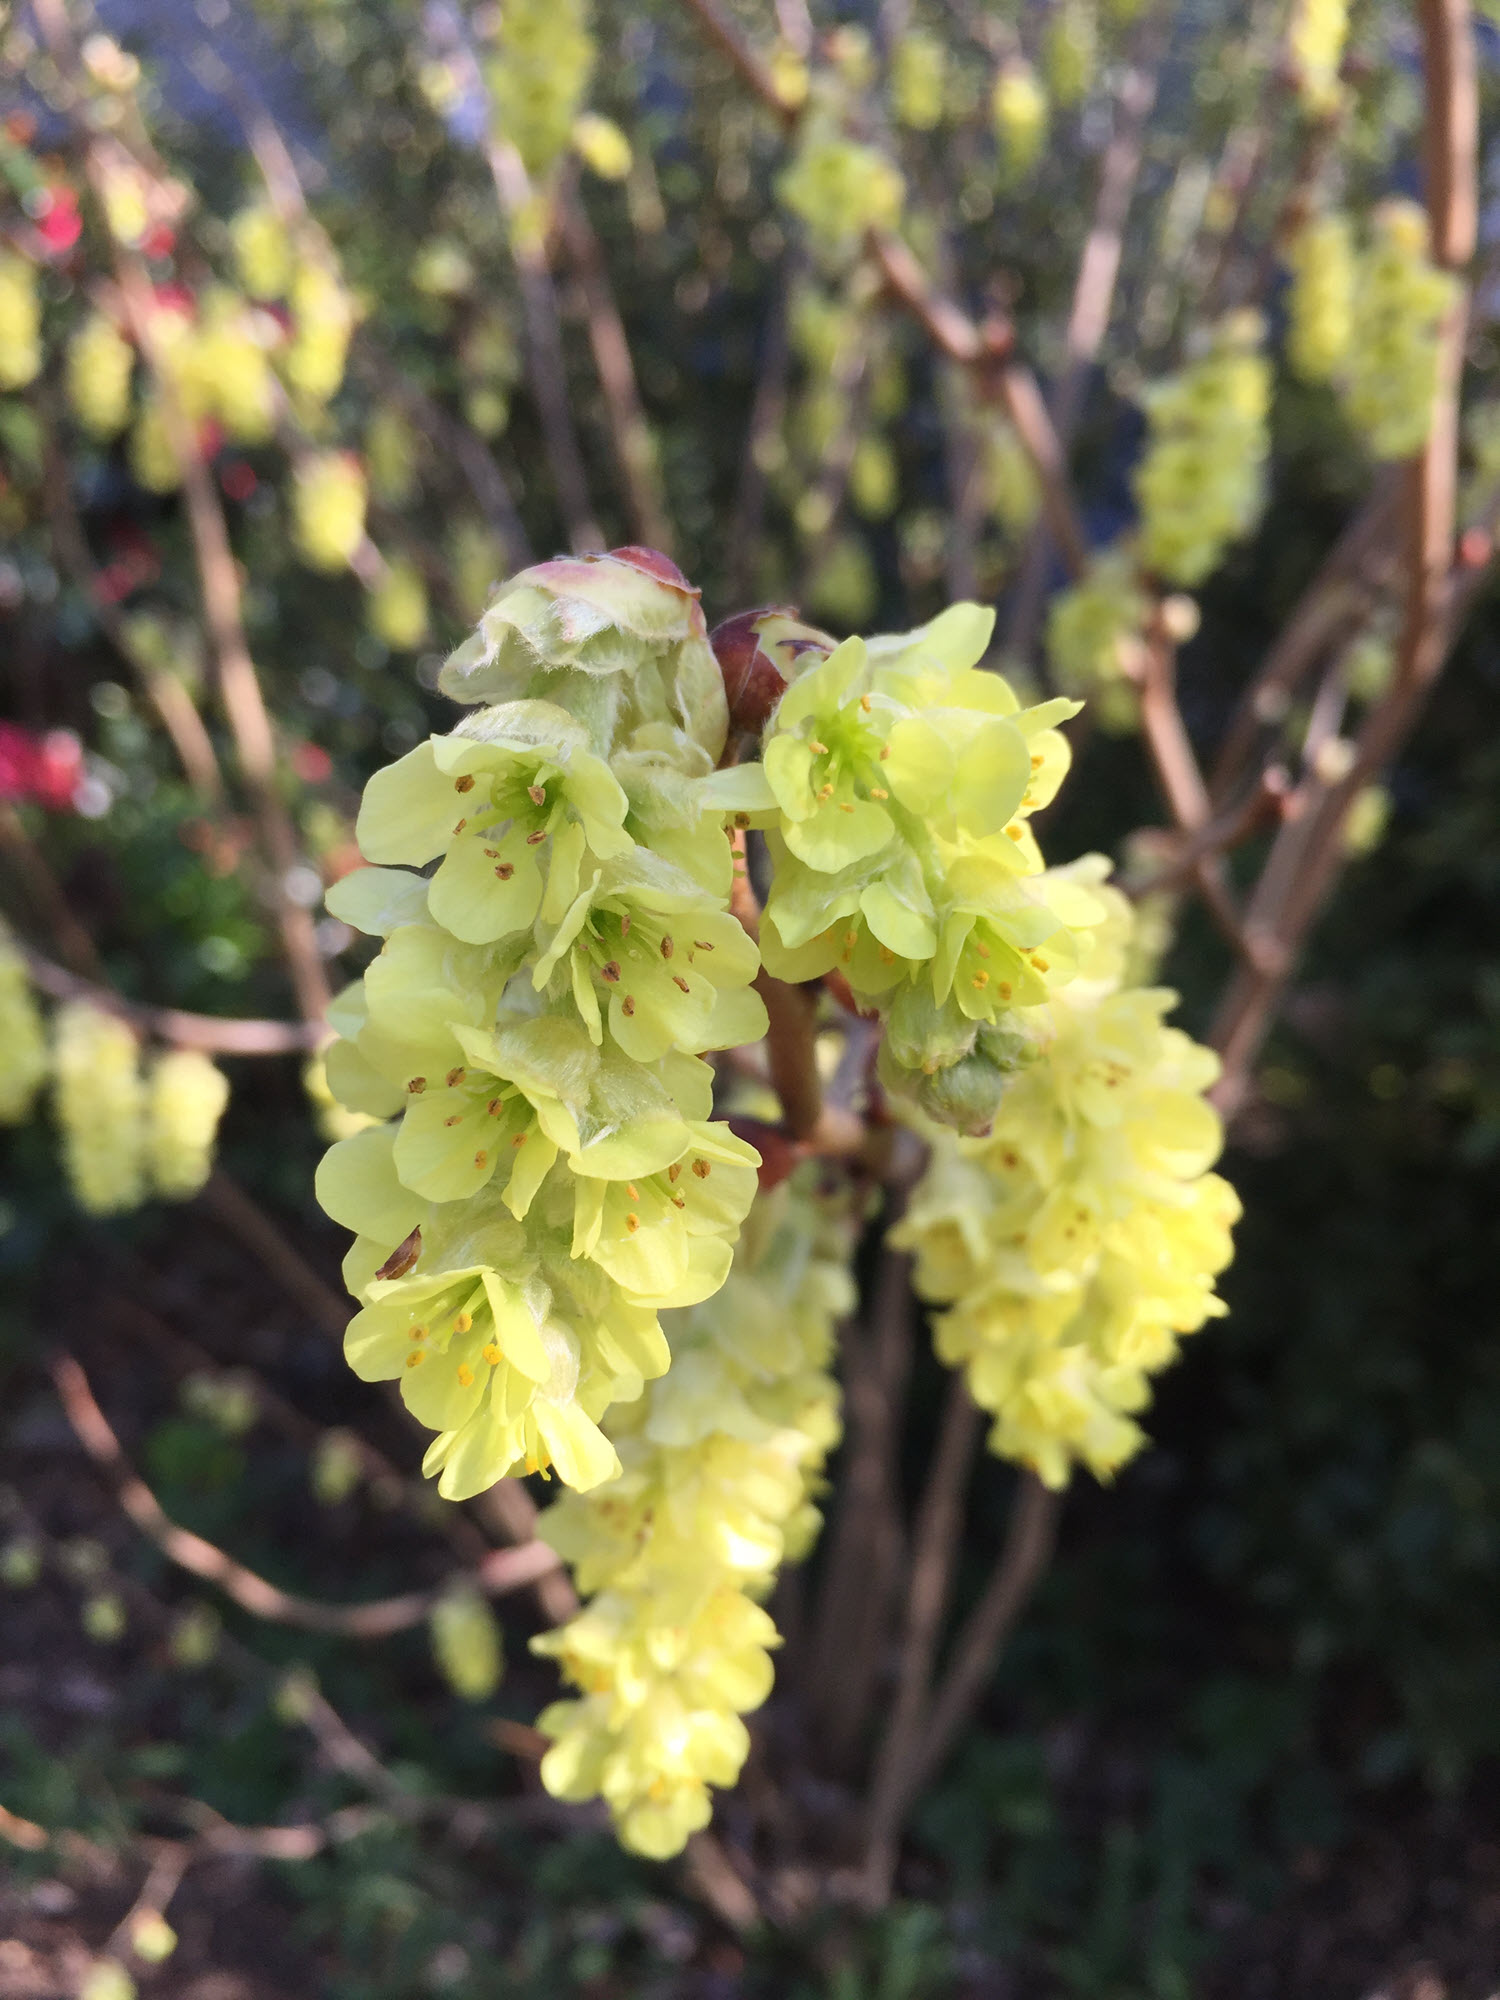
<box><xmin>375</xmin><ymin>1227</ymin><xmax>422</xmax><ymax>1282</ymax></box>
<box><xmin>710</xmin><ymin>607</ymin><xmax>835</xmax><ymax>737</ymax></box>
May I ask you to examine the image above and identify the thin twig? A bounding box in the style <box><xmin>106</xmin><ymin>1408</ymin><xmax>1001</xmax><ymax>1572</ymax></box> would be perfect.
<box><xmin>902</xmin><ymin>1473</ymin><xmax>1061</xmax><ymax>1806</ymax></box>
<box><xmin>486</xmin><ymin>141</ymin><xmax>604</xmax><ymax>553</ymax></box>
<box><xmin>22</xmin><ymin>946</ymin><xmax>319</xmax><ymax>1053</ymax></box>
<box><xmin>198</xmin><ymin>1169</ymin><xmax>351</xmax><ymax>1339</ymax></box>
<box><xmin>859</xmin><ymin>1373</ymin><xmax>982</xmax><ymax>1906</ymax></box>
<box><xmin>0</xmin><ymin>804</ymin><xmax>103</xmax><ymax>978</ymax></box>
<box><xmin>557</xmin><ymin>187</ymin><xmax>674</xmax><ymax>552</ymax></box>
<box><xmin>51</xmin><ymin>1353</ymin><xmax>563</xmax><ymax>1636</ymax></box>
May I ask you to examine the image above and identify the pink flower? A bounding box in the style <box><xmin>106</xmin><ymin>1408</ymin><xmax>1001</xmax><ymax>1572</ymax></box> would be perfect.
<box><xmin>33</xmin><ymin>185</ymin><xmax>82</xmax><ymax>256</ymax></box>
<box><xmin>0</xmin><ymin>725</ymin><xmax>84</xmax><ymax>810</ymax></box>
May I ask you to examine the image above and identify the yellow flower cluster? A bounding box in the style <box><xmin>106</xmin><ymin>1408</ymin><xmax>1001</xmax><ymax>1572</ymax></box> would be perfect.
<box><xmin>890</xmin><ymin>30</ymin><xmax>947</xmax><ymax>130</ymax></box>
<box><xmin>894</xmin><ymin>870</ymin><xmax>1239</xmax><ymax>1488</ymax></box>
<box><xmin>50</xmin><ymin>1004</ymin><xmax>229</xmax><ymax>1213</ymax></box>
<box><xmin>285</xmin><ymin>256</ymin><xmax>356</xmax><ymax>407</ymax></box>
<box><xmin>316</xmin><ymin>552</ymin><xmax>767</xmax><ymax>1502</ymax></box>
<box><xmin>993</xmin><ymin>60</ymin><xmax>1049</xmax><ymax>186</ymax></box>
<box><xmin>230</xmin><ymin>203</ymin><xmax>293</xmax><ymax>300</ymax></box>
<box><xmin>53</xmin><ymin>1003</ymin><xmax>146</xmax><ymax>1217</ymax></box>
<box><xmin>66</xmin><ymin>312</ymin><xmax>134</xmax><ymax>439</ymax></box>
<box><xmin>293</xmin><ymin>453</ymin><xmax>368</xmax><ymax>572</ymax></box>
<box><xmin>429</xmin><ymin>1586</ymin><xmax>504</xmax><ymax>1702</ymax></box>
<box><xmin>1046</xmin><ymin>549</ymin><xmax>1149</xmax><ymax>732</ymax></box>
<box><xmin>0</xmin><ymin>940</ymin><xmax>48</xmax><ymax>1124</ymax></box>
<box><xmin>369</xmin><ymin>559</ymin><xmax>429</xmax><ymax>650</ymax></box>
<box><xmin>777</xmin><ymin>113</ymin><xmax>905</xmax><ymax>258</ymax></box>
<box><xmin>146</xmin><ymin>1049</ymin><xmax>231</xmax><ymax>1200</ymax></box>
<box><xmin>0</xmin><ymin>251</ymin><xmax>41</xmax><ymax>390</ymax></box>
<box><xmin>486</xmin><ymin>0</ymin><xmax>596</xmax><ymax>178</ymax></box>
<box><xmin>1289</xmin><ymin>0</ymin><xmax>1347</xmax><ymax>114</ymax></box>
<box><xmin>1045</xmin><ymin>0</ymin><xmax>1097</xmax><ymax>109</ymax></box>
<box><xmin>1285</xmin><ymin>210</ymin><xmax>1355</xmax><ymax>384</ymax></box>
<box><xmin>1343</xmin><ymin>201</ymin><xmax>1457</xmax><ymax>462</ymax></box>
<box><xmin>1134</xmin><ymin>312</ymin><xmax>1270</xmax><ymax>586</ymax></box>
<box><xmin>533</xmin><ymin>1174</ymin><xmax>854</xmax><ymax>1858</ymax></box>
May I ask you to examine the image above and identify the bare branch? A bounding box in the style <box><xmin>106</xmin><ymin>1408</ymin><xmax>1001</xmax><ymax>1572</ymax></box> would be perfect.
<box><xmin>52</xmin><ymin>1353</ymin><xmax>563</xmax><ymax>1637</ymax></box>
<box><xmin>21</xmin><ymin>946</ymin><xmax>319</xmax><ymax>1054</ymax></box>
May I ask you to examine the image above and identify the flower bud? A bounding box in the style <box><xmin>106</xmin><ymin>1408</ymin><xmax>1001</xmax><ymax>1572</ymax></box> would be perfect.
<box><xmin>709</xmin><ymin>607</ymin><xmax>834</xmax><ymax>737</ymax></box>
<box><xmin>441</xmin><ymin>547</ymin><xmax>728</xmax><ymax>760</ymax></box>
<box><xmin>430</xmin><ymin>1586</ymin><xmax>504</xmax><ymax>1702</ymax></box>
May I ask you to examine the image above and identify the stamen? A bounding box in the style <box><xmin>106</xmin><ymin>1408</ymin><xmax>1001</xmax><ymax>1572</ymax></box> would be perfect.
<box><xmin>622</xmin><ymin>995</ymin><xmax>636</xmax><ymax>1015</ymax></box>
<box><xmin>975</xmin><ymin>942</ymin><xmax>991</xmax><ymax>958</ymax></box>
<box><xmin>488</xmin><ymin>1098</ymin><xmax>502</xmax><ymax>1115</ymax></box>
<box><xmin>667</xmin><ymin>1163</ymin><xmax>681</xmax><ymax>1183</ymax></box>
<box><xmin>1006</xmin><ymin>825</ymin><xmax>1023</xmax><ymax>841</ymax></box>
<box><xmin>446</xmin><ymin>1068</ymin><xmax>465</xmax><ymax>1087</ymax></box>
<box><xmin>482</xmin><ymin>1344</ymin><xmax>501</xmax><ymax>1366</ymax></box>
<box><xmin>454</xmin><ymin>1312</ymin><xmax>473</xmax><ymax>1333</ymax></box>
<box><xmin>484</xmin><ymin>847</ymin><xmax>499</xmax><ymax>859</ymax></box>
<box><xmin>691</xmin><ymin>1159</ymin><xmax>711</xmax><ymax>1179</ymax></box>
<box><xmin>457</xmin><ymin>1364</ymin><xmax>475</xmax><ymax>1387</ymax></box>
<box><xmin>817</xmin><ymin>784</ymin><xmax>834</xmax><ymax>801</ymax></box>
<box><xmin>525</xmin><ymin>829</ymin><xmax>546</xmax><ymax>846</ymax></box>
<box><xmin>411</xmin><ymin>1325</ymin><xmax>428</xmax><ymax>1342</ymax></box>
<box><xmin>810</xmin><ymin>739</ymin><xmax>829</xmax><ymax>756</ymax></box>
<box><xmin>620</xmin><ymin>915</ymin><xmax>631</xmax><ymax>936</ymax></box>
<box><xmin>693</xmin><ymin>940</ymin><xmax>714</xmax><ymax>951</ymax></box>
<box><xmin>473</xmin><ymin>1150</ymin><xmax>488</xmax><ymax>1169</ymax></box>
<box><xmin>406</xmin><ymin>1076</ymin><xmax>426</xmax><ymax>1094</ymax></box>
<box><xmin>454</xmin><ymin>775</ymin><xmax>476</xmax><ymax>793</ymax></box>
<box><xmin>495</xmin><ymin>862</ymin><xmax>514</xmax><ymax>879</ymax></box>
<box><xmin>1032</xmin><ymin>954</ymin><xmax>1049</xmax><ymax>972</ymax></box>
<box><xmin>626</xmin><ymin>1184</ymin><xmax>639</xmax><ymax>1202</ymax></box>
<box><xmin>879</xmin><ymin>746</ymin><xmax>890</xmax><ymax>761</ymax></box>
<box><xmin>733</xmin><ymin>812</ymin><xmax>751</xmax><ymax>829</ymax></box>
<box><xmin>624</xmin><ymin>1213</ymin><xmax>640</xmax><ymax>1234</ymax></box>
<box><xmin>444</xmin><ymin>1114</ymin><xmax>462</xmax><ymax>1127</ymax></box>
<box><xmin>601</xmin><ymin>961</ymin><xmax>621</xmax><ymax>983</ymax></box>
<box><xmin>870</xmin><ymin>786</ymin><xmax>889</xmax><ymax>800</ymax></box>
<box><xmin>1030</xmin><ymin>753</ymin><xmax>1043</xmax><ymax>769</ymax></box>
<box><xmin>972</xmin><ymin>971</ymin><xmax>989</xmax><ymax>989</ymax></box>
<box><xmin>672</xmin><ymin>974</ymin><xmax>690</xmax><ymax>993</ymax></box>
<box><xmin>838</xmin><ymin>801</ymin><xmax>855</xmax><ymax>813</ymax></box>
<box><xmin>859</xmin><ymin>694</ymin><xmax>871</xmax><ymax>713</ymax></box>
<box><xmin>527</xmin><ymin>783</ymin><xmax>546</xmax><ymax>806</ymax></box>
<box><xmin>511</xmin><ymin>1132</ymin><xmax>527</xmax><ymax>1148</ymax></box>
<box><xmin>406</xmin><ymin>1351</ymin><xmax>424</xmax><ymax>1368</ymax></box>
<box><xmin>999</xmin><ymin>982</ymin><xmax>1012</xmax><ymax>1000</ymax></box>
<box><xmin>453</xmin><ymin>818</ymin><xmax>467</xmax><ymax>834</ymax></box>
<box><xmin>671</xmin><ymin>1194</ymin><xmax>686</xmax><ymax>1209</ymax></box>
<box><xmin>660</xmin><ymin>935</ymin><xmax>674</xmax><ymax>959</ymax></box>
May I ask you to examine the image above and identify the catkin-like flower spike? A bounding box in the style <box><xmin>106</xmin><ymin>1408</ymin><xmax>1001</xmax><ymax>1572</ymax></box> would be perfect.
<box><xmin>704</xmin><ymin>604</ymin><xmax>1104</xmax><ymax>1128</ymax></box>
<box><xmin>1343</xmin><ymin>202</ymin><xmax>1458</xmax><ymax>462</ymax></box>
<box><xmin>430</xmin><ymin>1586</ymin><xmax>505</xmax><ymax>1702</ymax></box>
<box><xmin>890</xmin><ymin>30</ymin><xmax>947</xmax><ymax>130</ymax></box>
<box><xmin>0</xmin><ymin>251</ymin><xmax>41</xmax><ymax>390</ymax></box>
<box><xmin>53</xmin><ymin>1002</ymin><xmax>146</xmax><ymax>1216</ymax></box>
<box><xmin>146</xmin><ymin>1049</ymin><xmax>230</xmax><ymax>1200</ymax></box>
<box><xmin>1134</xmin><ymin>311</ymin><xmax>1271</xmax><ymax>586</ymax></box>
<box><xmin>893</xmin><ymin>867</ymin><xmax>1239</xmax><ymax>1487</ymax></box>
<box><xmin>293</xmin><ymin>452</ymin><xmax>368</xmax><ymax>572</ymax></box>
<box><xmin>1047</xmin><ymin>547</ymin><xmax>1151</xmax><ymax>732</ymax></box>
<box><xmin>318</xmin><ymin>552</ymin><xmax>766</xmax><ymax>1498</ymax></box>
<box><xmin>533</xmin><ymin>1174</ymin><xmax>856</xmax><ymax>1858</ymax></box>
<box><xmin>777</xmin><ymin>109</ymin><xmax>904</xmax><ymax>260</ymax></box>
<box><xmin>0</xmin><ymin>939</ymin><xmax>48</xmax><ymax>1124</ymax></box>
<box><xmin>1288</xmin><ymin>0</ymin><xmax>1347</xmax><ymax>114</ymax></box>
<box><xmin>66</xmin><ymin>312</ymin><xmax>134</xmax><ymax>439</ymax></box>
<box><xmin>1284</xmin><ymin>210</ymin><xmax>1355</xmax><ymax>385</ymax></box>
<box><xmin>484</xmin><ymin>0</ymin><xmax>596</xmax><ymax>178</ymax></box>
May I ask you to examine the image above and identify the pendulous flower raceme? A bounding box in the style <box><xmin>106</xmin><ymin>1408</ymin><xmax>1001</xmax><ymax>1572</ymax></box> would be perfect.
<box><xmin>1343</xmin><ymin>201</ymin><xmax>1458</xmax><ymax>462</ymax></box>
<box><xmin>893</xmin><ymin>870</ymin><xmax>1239</xmax><ymax>1488</ymax></box>
<box><xmin>1133</xmin><ymin>311</ymin><xmax>1271</xmax><ymax>587</ymax></box>
<box><xmin>532</xmin><ymin>1172</ymin><xmax>856</xmax><ymax>1859</ymax></box>
<box><xmin>50</xmin><ymin>1002</ymin><xmax>231</xmax><ymax>1214</ymax></box>
<box><xmin>0</xmin><ymin>936</ymin><xmax>48</xmax><ymax>1125</ymax></box>
<box><xmin>315</xmin><ymin>551</ymin><xmax>769</xmax><ymax>1502</ymax></box>
<box><xmin>704</xmin><ymin>603</ymin><xmax>1107</xmax><ymax>1133</ymax></box>
<box><xmin>1284</xmin><ymin>209</ymin><xmax>1355</xmax><ymax>385</ymax></box>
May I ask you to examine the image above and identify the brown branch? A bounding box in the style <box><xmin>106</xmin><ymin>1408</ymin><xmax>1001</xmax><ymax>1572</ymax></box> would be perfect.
<box><xmin>859</xmin><ymin>1373</ymin><xmax>982</xmax><ymax>1906</ymax></box>
<box><xmin>557</xmin><ymin>189</ymin><xmax>675</xmax><ymax>553</ymax></box>
<box><xmin>486</xmin><ymin>141</ymin><xmax>604</xmax><ymax>554</ymax></box>
<box><xmin>902</xmin><ymin>1473</ymin><xmax>1061</xmax><ymax>1806</ymax></box>
<box><xmin>1208</xmin><ymin>0</ymin><xmax>1477</xmax><ymax>1113</ymax></box>
<box><xmin>21</xmin><ymin>946</ymin><xmax>319</xmax><ymax>1053</ymax></box>
<box><xmin>198</xmin><ymin>1169</ymin><xmax>351</xmax><ymax>1340</ymax></box>
<box><xmin>676</xmin><ymin>0</ymin><xmax>799</xmax><ymax>125</ymax></box>
<box><xmin>807</xmin><ymin>1242</ymin><xmax>916</xmax><ymax>1770</ymax></box>
<box><xmin>51</xmin><ymin>1352</ymin><xmax>563</xmax><ymax>1637</ymax></box>
<box><xmin>728</xmin><ymin>252</ymin><xmax>798</xmax><ymax>602</ymax></box>
<box><xmin>0</xmin><ymin>803</ymin><xmax>103</xmax><ymax>978</ymax></box>
<box><xmin>1132</xmin><ymin>623</ymin><xmax>1249</xmax><ymax>955</ymax></box>
<box><xmin>1209</xmin><ymin>472</ymin><xmax>1405</xmax><ymax>803</ymax></box>
<box><xmin>1004</xmin><ymin>14</ymin><xmax>1164</xmax><ymax>659</ymax></box>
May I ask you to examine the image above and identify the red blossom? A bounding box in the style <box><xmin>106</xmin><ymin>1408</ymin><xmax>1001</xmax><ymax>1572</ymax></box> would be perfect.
<box><xmin>0</xmin><ymin>725</ymin><xmax>84</xmax><ymax>810</ymax></box>
<box><xmin>33</xmin><ymin>185</ymin><xmax>82</xmax><ymax>255</ymax></box>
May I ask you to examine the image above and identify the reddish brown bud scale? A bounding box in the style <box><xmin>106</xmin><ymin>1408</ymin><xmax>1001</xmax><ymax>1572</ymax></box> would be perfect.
<box><xmin>606</xmin><ymin>545</ymin><xmax>694</xmax><ymax>593</ymax></box>
<box><xmin>710</xmin><ymin>607</ymin><xmax>836</xmax><ymax>737</ymax></box>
